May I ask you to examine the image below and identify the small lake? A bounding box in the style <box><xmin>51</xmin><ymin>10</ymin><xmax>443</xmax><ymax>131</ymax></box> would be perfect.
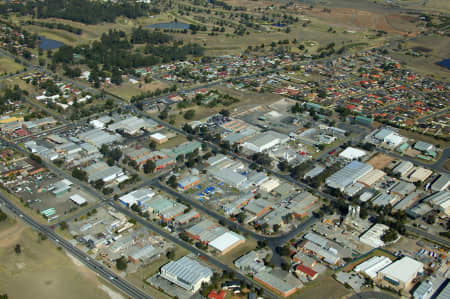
<box><xmin>39</xmin><ymin>36</ymin><xmax>65</xmax><ymax>50</ymax></box>
<box><xmin>436</xmin><ymin>59</ymin><xmax>450</xmax><ymax>70</ymax></box>
<box><xmin>145</xmin><ymin>21</ymin><xmax>190</xmax><ymax>30</ymax></box>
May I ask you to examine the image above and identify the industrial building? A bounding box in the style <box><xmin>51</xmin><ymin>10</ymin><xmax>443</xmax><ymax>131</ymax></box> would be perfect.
<box><xmin>357</xmin><ymin>169</ymin><xmax>386</xmax><ymax>187</ymax></box>
<box><xmin>354</xmin><ymin>256</ymin><xmax>392</xmax><ymax>279</ymax></box>
<box><xmin>78</xmin><ymin>128</ymin><xmax>122</xmax><ymax>148</ymax></box>
<box><xmin>393</xmin><ymin>161</ymin><xmax>414</xmax><ymax>176</ymax></box>
<box><xmin>325</xmin><ymin>161</ymin><xmax>373</xmax><ymax>191</ymax></box>
<box><xmin>208</xmin><ymin>231</ymin><xmax>246</xmax><ymax>255</ymax></box>
<box><xmin>70</xmin><ymin>194</ymin><xmax>87</xmax><ymax>206</ymax></box>
<box><xmin>150</xmin><ymin>132</ymin><xmax>168</xmax><ymax>144</ymax></box>
<box><xmin>359</xmin><ymin>223</ymin><xmax>390</xmax><ymax>248</ymax></box>
<box><xmin>178</xmin><ymin>175</ymin><xmax>201</xmax><ymax>190</ymax></box>
<box><xmin>295</xmin><ymin>264</ymin><xmax>318</xmax><ymax>280</ymax></box>
<box><xmin>84</xmin><ymin>162</ymin><xmax>124</xmax><ymax>183</ymax></box>
<box><xmin>243</xmin><ymin>131</ymin><xmax>289</xmax><ymax>153</ymax></box>
<box><xmin>406</xmin><ymin>167</ymin><xmax>433</xmax><ymax>183</ymax></box>
<box><xmin>374</xmin><ymin>128</ymin><xmax>404</xmax><ymax>147</ymax></box>
<box><xmin>207</xmin><ymin>167</ymin><xmax>247</xmax><ymax>188</ymax></box>
<box><xmin>425</xmin><ymin>191</ymin><xmax>450</xmax><ymax>216</ymax></box>
<box><xmin>234</xmin><ymin>250</ymin><xmax>269</xmax><ymax>274</ymax></box>
<box><xmin>378</xmin><ymin>256</ymin><xmax>423</xmax><ymax>289</ymax></box>
<box><xmin>107</xmin><ymin>116</ymin><xmax>157</xmax><ymax>135</ymax></box>
<box><xmin>338</xmin><ymin>147</ymin><xmax>367</xmax><ymax>160</ymax></box>
<box><xmin>413</xmin><ymin>280</ymin><xmax>433</xmax><ymax>299</ymax></box>
<box><xmin>254</xmin><ymin>271</ymin><xmax>299</xmax><ymax>298</ymax></box>
<box><xmin>119</xmin><ymin>188</ymin><xmax>155</xmax><ymax>206</ymax></box>
<box><xmin>160</xmin><ymin>256</ymin><xmax>213</xmax><ymax>292</ymax></box>
<box><xmin>431</xmin><ymin>174</ymin><xmax>450</xmax><ymax>192</ymax></box>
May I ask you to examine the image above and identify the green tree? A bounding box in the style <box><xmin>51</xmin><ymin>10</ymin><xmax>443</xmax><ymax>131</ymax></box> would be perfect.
<box><xmin>183</xmin><ymin>109</ymin><xmax>196</xmax><ymax>120</ymax></box>
<box><xmin>167</xmin><ymin>175</ymin><xmax>177</xmax><ymax>188</ymax></box>
<box><xmin>143</xmin><ymin>160</ymin><xmax>156</xmax><ymax>174</ymax></box>
<box><xmin>116</xmin><ymin>257</ymin><xmax>127</xmax><ymax>271</ymax></box>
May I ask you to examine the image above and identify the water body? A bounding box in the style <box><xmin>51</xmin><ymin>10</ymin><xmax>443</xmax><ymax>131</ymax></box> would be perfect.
<box><xmin>145</xmin><ymin>21</ymin><xmax>190</xmax><ymax>30</ymax></box>
<box><xmin>436</xmin><ymin>59</ymin><xmax>450</xmax><ymax>70</ymax></box>
<box><xmin>39</xmin><ymin>36</ymin><xmax>65</xmax><ymax>50</ymax></box>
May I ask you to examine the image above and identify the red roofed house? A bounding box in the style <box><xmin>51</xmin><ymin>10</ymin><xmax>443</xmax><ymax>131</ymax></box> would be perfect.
<box><xmin>208</xmin><ymin>290</ymin><xmax>226</xmax><ymax>299</ymax></box>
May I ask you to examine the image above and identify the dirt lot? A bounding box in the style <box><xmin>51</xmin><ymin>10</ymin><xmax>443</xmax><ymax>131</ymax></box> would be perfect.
<box><xmin>0</xmin><ymin>224</ymin><xmax>122</xmax><ymax>299</ymax></box>
<box><xmin>292</xmin><ymin>270</ymin><xmax>351</xmax><ymax>299</ymax></box>
<box><xmin>366</xmin><ymin>153</ymin><xmax>396</xmax><ymax>170</ymax></box>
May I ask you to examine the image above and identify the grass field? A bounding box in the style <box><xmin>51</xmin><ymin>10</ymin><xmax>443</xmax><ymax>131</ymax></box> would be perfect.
<box><xmin>0</xmin><ymin>56</ymin><xmax>24</xmax><ymax>74</ymax></box>
<box><xmin>0</xmin><ymin>225</ymin><xmax>122</xmax><ymax>299</ymax></box>
<box><xmin>106</xmin><ymin>80</ymin><xmax>169</xmax><ymax>101</ymax></box>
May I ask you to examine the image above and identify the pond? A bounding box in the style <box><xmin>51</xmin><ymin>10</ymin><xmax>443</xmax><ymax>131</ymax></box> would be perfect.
<box><xmin>39</xmin><ymin>36</ymin><xmax>65</xmax><ymax>50</ymax></box>
<box><xmin>145</xmin><ymin>21</ymin><xmax>190</xmax><ymax>30</ymax></box>
<box><xmin>436</xmin><ymin>59</ymin><xmax>450</xmax><ymax>70</ymax></box>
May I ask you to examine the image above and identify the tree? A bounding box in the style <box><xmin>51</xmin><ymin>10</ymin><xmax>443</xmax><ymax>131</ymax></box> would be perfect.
<box><xmin>425</xmin><ymin>214</ymin><xmax>436</xmax><ymax>225</ymax></box>
<box><xmin>72</xmin><ymin>168</ymin><xmax>88</xmax><ymax>181</ymax></box>
<box><xmin>381</xmin><ymin>229</ymin><xmax>398</xmax><ymax>243</ymax></box>
<box><xmin>167</xmin><ymin>175</ymin><xmax>177</xmax><ymax>189</ymax></box>
<box><xmin>143</xmin><ymin>160</ymin><xmax>156</xmax><ymax>174</ymax></box>
<box><xmin>116</xmin><ymin>257</ymin><xmax>127</xmax><ymax>271</ymax></box>
<box><xmin>273</xmin><ymin>224</ymin><xmax>280</xmax><ymax>233</ymax></box>
<box><xmin>278</xmin><ymin>245</ymin><xmax>291</xmax><ymax>256</ymax></box>
<box><xmin>236</xmin><ymin>212</ymin><xmax>246</xmax><ymax>224</ymax></box>
<box><xmin>14</xmin><ymin>244</ymin><xmax>21</xmax><ymax>255</ymax></box>
<box><xmin>59</xmin><ymin>221</ymin><xmax>68</xmax><ymax>230</ymax></box>
<box><xmin>29</xmin><ymin>154</ymin><xmax>42</xmax><ymax>164</ymax></box>
<box><xmin>166</xmin><ymin>250</ymin><xmax>175</xmax><ymax>259</ymax></box>
<box><xmin>0</xmin><ymin>210</ymin><xmax>7</xmax><ymax>222</ymax></box>
<box><xmin>183</xmin><ymin>109</ymin><xmax>196</xmax><ymax>120</ymax></box>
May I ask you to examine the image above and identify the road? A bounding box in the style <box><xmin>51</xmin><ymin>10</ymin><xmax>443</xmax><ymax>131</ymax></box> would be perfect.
<box><xmin>0</xmin><ymin>192</ymin><xmax>151</xmax><ymax>299</ymax></box>
<box><xmin>405</xmin><ymin>225</ymin><xmax>450</xmax><ymax>248</ymax></box>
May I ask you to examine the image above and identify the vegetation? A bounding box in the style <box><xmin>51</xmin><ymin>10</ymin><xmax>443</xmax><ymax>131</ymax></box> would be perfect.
<box><xmin>115</xmin><ymin>256</ymin><xmax>128</xmax><ymax>271</ymax></box>
<box><xmin>0</xmin><ymin>209</ymin><xmax>7</xmax><ymax>222</ymax></box>
<box><xmin>3</xmin><ymin>0</ymin><xmax>154</xmax><ymax>25</ymax></box>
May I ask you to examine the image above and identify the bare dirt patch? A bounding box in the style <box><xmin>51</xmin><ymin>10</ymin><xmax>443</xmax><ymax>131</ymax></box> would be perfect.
<box><xmin>367</xmin><ymin>153</ymin><xmax>395</xmax><ymax>170</ymax></box>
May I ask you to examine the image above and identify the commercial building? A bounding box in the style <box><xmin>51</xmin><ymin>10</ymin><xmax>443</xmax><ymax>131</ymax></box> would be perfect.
<box><xmin>390</xmin><ymin>181</ymin><xmax>416</xmax><ymax>198</ymax></box>
<box><xmin>301</xmin><ymin>241</ymin><xmax>340</xmax><ymax>265</ymax></box>
<box><xmin>259</xmin><ymin>178</ymin><xmax>280</xmax><ymax>192</ymax></box>
<box><xmin>173</xmin><ymin>210</ymin><xmax>199</xmax><ymax>225</ymax></box>
<box><xmin>354</xmin><ymin>256</ymin><xmax>392</xmax><ymax>279</ymax></box>
<box><xmin>339</xmin><ymin>147</ymin><xmax>366</xmax><ymax>160</ymax></box>
<box><xmin>209</xmin><ymin>231</ymin><xmax>246</xmax><ymax>255</ymax></box>
<box><xmin>326</xmin><ymin>161</ymin><xmax>373</xmax><ymax>191</ymax></box>
<box><xmin>359</xmin><ymin>223</ymin><xmax>390</xmax><ymax>248</ymax></box>
<box><xmin>160</xmin><ymin>256</ymin><xmax>213</xmax><ymax>292</ymax></box>
<box><xmin>254</xmin><ymin>271</ymin><xmax>299</xmax><ymax>298</ymax></box>
<box><xmin>89</xmin><ymin>116</ymin><xmax>112</xmax><ymax>129</ymax></box>
<box><xmin>378</xmin><ymin>256</ymin><xmax>423</xmax><ymax>289</ymax></box>
<box><xmin>128</xmin><ymin>245</ymin><xmax>160</xmax><ymax>264</ymax></box>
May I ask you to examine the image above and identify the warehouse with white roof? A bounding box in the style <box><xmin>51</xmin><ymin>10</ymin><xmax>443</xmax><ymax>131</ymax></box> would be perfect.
<box><xmin>378</xmin><ymin>256</ymin><xmax>423</xmax><ymax>289</ymax></box>
<box><xmin>339</xmin><ymin>147</ymin><xmax>366</xmax><ymax>160</ymax></box>
<box><xmin>160</xmin><ymin>256</ymin><xmax>213</xmax><ymax>292</ymax></box>
<box><xmin>209</xmin><ymin>231</ymin><xmax>246</xmax><ymax>255</ymax></box>
<box><xmin>359</xmin><ymin>223</ymin><xmax>390</xmax><ymax>248</ymax></box>
<box><xmin>326</xmin><ymin>161</ymin><xmax>373</xmax><ymax>191</ymax></box>
<box><xmin>354</xmin><ymin>256</ymin><xmax>392</xmax><ymax>279</ymax></box>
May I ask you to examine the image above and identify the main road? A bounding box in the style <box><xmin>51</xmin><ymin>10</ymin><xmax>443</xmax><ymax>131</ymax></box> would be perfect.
<box><xmin>0</xmin><ymin>192</ymin><xmax>151</xmax><ymax>299</ymax></box>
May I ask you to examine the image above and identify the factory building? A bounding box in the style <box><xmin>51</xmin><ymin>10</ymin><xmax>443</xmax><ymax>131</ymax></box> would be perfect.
<box><xmin>326</xmin><ymin>161</ymin><xmax>373</xmax><ymax>191</ymax></box>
